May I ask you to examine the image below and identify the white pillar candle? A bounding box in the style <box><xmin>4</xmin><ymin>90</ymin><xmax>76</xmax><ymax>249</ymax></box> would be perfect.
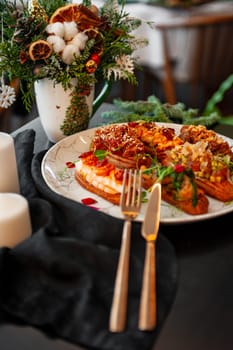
<box><xmin>0</xmin><ymin>193</ymin><xmax>32</xmax><ymax>248</ymax></box>
<box><xmin>0</xmin><ymin>132</ymin><xmax>20</xmax><ymax>193</ymax></box>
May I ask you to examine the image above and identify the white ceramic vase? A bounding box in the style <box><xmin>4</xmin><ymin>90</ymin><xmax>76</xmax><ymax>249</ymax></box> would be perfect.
<box><xmin>34</xmin><ymin>78</ymin><xmax>94</xmax><ymax>143</ymax></box>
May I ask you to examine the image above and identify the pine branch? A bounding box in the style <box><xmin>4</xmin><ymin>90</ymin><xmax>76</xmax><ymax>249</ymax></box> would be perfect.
<box><xmin>100</xmin><ymin>95</ymin><xmax>222</xmax><ymax>127</ymax></box>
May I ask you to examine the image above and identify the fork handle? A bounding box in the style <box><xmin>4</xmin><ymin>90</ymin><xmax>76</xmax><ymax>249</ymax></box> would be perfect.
<box><xmin>138</xmin><ymin>241</ymin><xmax>156</xmax><ymax>330</ymax></box>
<box><xmin>109</xmin><ymin>220</ymin><xmax>131</xmax><ymax>332</ymax></box>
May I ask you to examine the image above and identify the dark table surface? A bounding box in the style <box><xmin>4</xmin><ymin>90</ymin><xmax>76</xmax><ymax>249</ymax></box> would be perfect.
<box><xmin>1</xmin><ymin>103</ymin><xmax>233</xmax><ymax>350</ymax></box>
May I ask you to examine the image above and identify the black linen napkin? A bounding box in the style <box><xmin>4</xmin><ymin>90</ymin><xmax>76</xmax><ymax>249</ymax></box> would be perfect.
<box><xmin>0</xmin><ymin>129</ymin><xmax>177</xmax><ymax>350</ymax></box>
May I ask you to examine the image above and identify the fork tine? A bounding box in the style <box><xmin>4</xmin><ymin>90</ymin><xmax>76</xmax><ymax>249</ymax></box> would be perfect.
<box><xmin>131</xmin><ymin>169</ymin><xmax>137</xmax><ymax>205</ymax></box>
<box><xmin>130</xmin><ymin>169</ymin><xmax>142</xmax><ymax>208</ymax></box>
<box><xmin>126</xmin><ymin>169</ymin><xmax>133</xmax><ymax>206</ymax></box>
<box><xmin>120</xmin><ymin>169</ymin><xmax>128</xmax><ymax>208</ymax></box>
<box><xmin>136</xmin><ymin>170</ymin><xmax>142</xmax><ymax>208</ymax></box>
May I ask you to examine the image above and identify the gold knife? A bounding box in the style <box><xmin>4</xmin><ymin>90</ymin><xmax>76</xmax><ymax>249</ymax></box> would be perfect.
<box><xmin>138</xmin><ymin>182</ymin><xmax>161</xmax><ymax>331</ymax></box>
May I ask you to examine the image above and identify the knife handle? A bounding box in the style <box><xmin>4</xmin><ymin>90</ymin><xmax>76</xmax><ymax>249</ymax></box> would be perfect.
<box><xmin>138</xmin><ymin>241</ymin><xmax>156</xmax><ymax>330</ymax></box>
<box><xmin>109</xmin><ymin>220</ymin><xmax>131</xmax><ymax>332</ymax></box>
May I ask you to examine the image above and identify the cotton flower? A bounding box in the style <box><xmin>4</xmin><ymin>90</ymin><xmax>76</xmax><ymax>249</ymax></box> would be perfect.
<box><xmin>46</xmin><ymin>21</ymin><xmax>79</xmax><ymax>42</ymax></box>
<box><xmin>62</xmin><ymin>44</ymin><xmax>81</xmax><ymax>65</ymax></box>
<box><xmin>70</xmin><ymin>32</ymin><xmax>88</xmax><ymax>50</ymax></box>
<box><xmin>46</xmin><ymin>21</ymin><xmax>86</xmax><ymax>64</ymax></box>
<box><xmin>47</xmin><ymin>35</ymin><xmax>66</xmax><ymax>53</ymax></box>
<box><xmin>46</xmin><ymin>22</ymin><xmax>64</xmax><ymax>37</ymax></box>
<box><xmin>63</xmin><ymin>22</ymin><xmax>79</xmax><ymax>41</ymax></box>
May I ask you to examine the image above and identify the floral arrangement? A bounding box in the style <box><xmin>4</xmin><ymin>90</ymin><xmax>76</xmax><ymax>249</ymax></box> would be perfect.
<box><xmin>0</xmin><ymin>0</ymin><xmax>147</xmax><ymax>135</ymax></box>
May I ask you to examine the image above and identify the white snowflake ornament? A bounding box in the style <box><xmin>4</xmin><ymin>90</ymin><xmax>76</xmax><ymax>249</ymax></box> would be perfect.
<box><xmin>0</xmin><ymin>83</ymin><xmax>16</xmax><ymax>109</ymax></box>
<box><xmin>116</xmin><ymin>55</ymin><xmax>134</xmax><ymax>74</ymax></box>
<box><xmin>107</xmin><ymin>55</ymin><xmax>135</xmax><ymax>80</ymax></box>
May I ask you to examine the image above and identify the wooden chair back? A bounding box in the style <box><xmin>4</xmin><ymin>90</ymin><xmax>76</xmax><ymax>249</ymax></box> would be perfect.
<box><xmin>154</xmin><ymin>13</ymin><xmax>233</xmax><ymax>106</ymax></box>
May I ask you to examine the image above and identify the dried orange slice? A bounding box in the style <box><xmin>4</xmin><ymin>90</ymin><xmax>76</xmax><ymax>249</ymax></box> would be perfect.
<box><xmin>49</xmin><ymin>4</ymin><xmax>80</xmax><ymax>23</ymax></box>
<box><xmin>29</xmin><ymin>40</ymin><xmax>52</xmax><ymax>61</ymax></box>
<box><xmin>83</xmin><ymin>28</ymin><xmax>102</xmax><ymax>40</ymax></box>
<box><xmin>83</xmin><ymin>28</ymin><xmax>104</xmax><ymax>55</ymax></box>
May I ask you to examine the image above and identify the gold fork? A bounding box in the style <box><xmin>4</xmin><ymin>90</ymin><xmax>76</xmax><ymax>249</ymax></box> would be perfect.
<box><xmin>109</xmin><ymin>169</ymin><xmax>142</xmax><ymax>332</ymax></box>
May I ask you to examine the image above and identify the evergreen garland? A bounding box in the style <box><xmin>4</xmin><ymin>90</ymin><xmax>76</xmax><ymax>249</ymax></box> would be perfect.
<box><xmin>60</xmin><ymin>87</ymin><xmax>90</xmax><ymax>135</ymax></box>
<box><xmin>99</xmin><ymin>95</ymin><xmax>222</xmax><ymax>127</ymax></box>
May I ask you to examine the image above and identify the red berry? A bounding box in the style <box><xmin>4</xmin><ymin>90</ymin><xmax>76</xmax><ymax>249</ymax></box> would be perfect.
<box><xmin>90</xmin><ymin>53</ymin><xmax>101</xmax><ymax>65</ymax></box>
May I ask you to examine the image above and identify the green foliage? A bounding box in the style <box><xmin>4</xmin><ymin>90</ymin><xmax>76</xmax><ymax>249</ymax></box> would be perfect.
<box><xmin>204</xmin><ymin>74</ymin><xmax>233</xmax><ymax>116</ymax></box>
<box><xmin>100</xmin><ymin>73</ymin><xmax>233</xmax><ymax>126</ymax></box>
<box><xmin>100</xmin><ymin>94</ymin><xmax>222</xmax><ymax>127</ymax></box>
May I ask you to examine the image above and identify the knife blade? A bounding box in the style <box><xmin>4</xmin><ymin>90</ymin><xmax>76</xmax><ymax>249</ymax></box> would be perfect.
<box><xmin>138</xmin><ymin>182</ymin><xmax>161</xmax><ymax>330</ymax></box>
